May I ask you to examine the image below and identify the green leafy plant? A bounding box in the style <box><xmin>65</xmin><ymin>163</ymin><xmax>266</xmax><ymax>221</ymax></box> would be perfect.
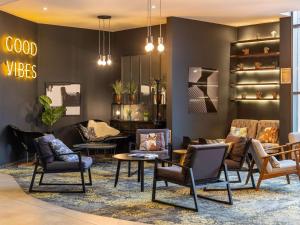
<box><xmin>126</xmin><ymin>81</ymin><xmax>138</xmax><ymax>95</ymax></box>
<box><xmin>112</xmin><ymin>80</ymin><xmax>125</xmax><ymax>95</ymax></box>
<box><xmin>39</xmin><ymin>95</ymin><xmax>66</xmax><ymax>130</ymax></box>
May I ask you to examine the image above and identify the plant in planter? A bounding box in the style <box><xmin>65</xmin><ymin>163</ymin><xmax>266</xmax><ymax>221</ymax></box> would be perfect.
<box><xmin>126</xmin><ymin>81</ymin><xmax>138</xmax><ymax>104</ymax></box>
<box><xmin>112</xmin><ymin>80</ymin><xmax>125</xmax><ymax>104</ymax></box>
<box><xmin>143</xmin><ymin>111</ymin><xmax>149</xmax><ymax>122</ymax></box>
<box><xmin>39</xmin><ymin>95</ymin><xmax>66</xmax><ymax>132</ymax></box>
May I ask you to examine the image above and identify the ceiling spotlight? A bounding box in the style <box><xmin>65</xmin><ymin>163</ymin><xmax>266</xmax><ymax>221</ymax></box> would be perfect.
<box><xmin>151</xmin><ymin>5</ymin><xmax>156</xmax><ymax>9</ymax></box>
<box><xmin>43</xmin><ymin>7</ymin><xmax>48</xmax><ymax>11</ymax></box>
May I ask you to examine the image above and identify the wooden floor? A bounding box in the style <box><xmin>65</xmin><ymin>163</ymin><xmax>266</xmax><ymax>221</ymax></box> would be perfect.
<box><xmin>0</xmin><ymin>173</ymin><xmax>144</xmax><ymax>225</ymax></box>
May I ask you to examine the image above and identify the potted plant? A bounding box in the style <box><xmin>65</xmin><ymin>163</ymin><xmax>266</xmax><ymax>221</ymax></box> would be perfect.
<box><xmin>112</xmin><ymin>80</ymin><xmax>124</xmax><ymax>104</ymax></box>
<box><xmin>39</xmin><ymin>95</ymin><xmax>66</xmax><ymax>132</ymax></box>
<box><xmin>126</xmin><ymin>108</ymin><xmax>132</xmax><ymax>121</ymax></box>
<box><xmin>143</xmin><ymin>111</ymin><xmax>149</xmax><ymax>122</ymax></box>
<box><xmin>126</xmin><ymin>81</ymin><xmax>138</xmax><ymax>104</ymax></box>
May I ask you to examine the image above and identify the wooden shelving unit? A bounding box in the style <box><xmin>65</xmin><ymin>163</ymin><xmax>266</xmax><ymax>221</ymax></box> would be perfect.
<box><xmin>231</xmin><ymin>67</ymin><xmax>280</xmax><ymax>73</ymax></box>
<box><xmin>231</xmin><ymin>37</ymin><xmax>280</xmax><ymax>44</ymax></box>
<box><xmin>230</xmin><ymin>52</ymin><xmax>280</xmax><ymax>59</ymax></box>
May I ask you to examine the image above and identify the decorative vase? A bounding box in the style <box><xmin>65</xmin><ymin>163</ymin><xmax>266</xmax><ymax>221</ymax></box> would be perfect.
<box><xmin>256</xmin><ymin>91</ymin><xmax>263</xmax><ymax>99</ymax></box>
<box><xmin>264</xmin><ymin>47</ymin><xmax>270</xmax><ymax>54</ymax></box>
<box><xmin>242</xmin><ymin>48</ymin><xmax>250</xmax><ymax>55</ymax></box>
<box><xmin>254</xmin><ymin>62</ymin><xmax>262</xmax><ymax>69</ymax></box>
<box><xmin>114</xmin><ymin>94</ymin><xmax>122</xmax><ymax>104</ymax></box>
<box><xmin>272</xmin><ymin>91</ymin><xmax>278</xmax><ymax>100</ymax></box>
<box><xmin>129</xmin><ymin>94</ymin><xmax>136</xmax><ymax>104</ymax></box>
<box><xmin>241</xmin><ymin>93</ymin><xmax>247</xmax><ymax>99</ymax></box>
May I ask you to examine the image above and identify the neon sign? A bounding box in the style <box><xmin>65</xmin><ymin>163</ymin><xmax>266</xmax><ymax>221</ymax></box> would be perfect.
<box><xmin>2</xmin><ymin>35</ymin><xmax>38</xmax><ymax>79</ymax></box>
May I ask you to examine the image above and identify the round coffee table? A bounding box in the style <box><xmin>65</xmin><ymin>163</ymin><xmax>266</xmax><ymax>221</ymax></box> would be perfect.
<box><xmin>73</xmin><ymin>142</ymin><xmax>117</xmax><ymax>157</ymax></box>
<box><xmin>113</xmin><ymin>153</ymin><xmax>158</xmax><ymax>192</ymax></box>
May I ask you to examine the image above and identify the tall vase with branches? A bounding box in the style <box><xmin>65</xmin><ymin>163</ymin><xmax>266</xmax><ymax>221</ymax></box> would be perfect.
<box><xmin>39</xmin><ymin>95</ymin><xmax>66</xmax><ymax>132</ymax></box>
<box><xmin>112</xmin><ymin>80</ymin><xmax>125</xmax><ymax>104</ymax></box>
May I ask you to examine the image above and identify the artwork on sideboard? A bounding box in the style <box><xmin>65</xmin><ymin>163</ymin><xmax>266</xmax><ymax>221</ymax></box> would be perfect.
<box><xmin>188</xmin><ymin>67</ymin><xmax>219</xmax><ymax>113</ymax></box>
<box><xmin>46</xmin><ymin>83</ymin><xmax>81</xmax><ymax>116</ymax></box>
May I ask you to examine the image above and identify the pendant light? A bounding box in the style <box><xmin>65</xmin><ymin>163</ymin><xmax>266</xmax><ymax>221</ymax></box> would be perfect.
<box><xmin>157</xmin><ymin>0</ymin><xmax>165</xmax><ymax>53</ymax></box>
<box><xmin>145</xmin><ymin>0</ymin><xmax>154</xmax><ymax>52</ymax></box>
<box><xmin>97</xmin><ymin>15</ymin><xmax>112</xmax><ymax>66</ymax></box>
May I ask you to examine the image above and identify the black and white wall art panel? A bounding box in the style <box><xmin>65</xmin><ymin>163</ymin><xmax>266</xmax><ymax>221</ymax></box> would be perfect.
<box><xmin>188</xmin><ymin>67</ymin><xmax>219</xmax><ymax>113</ymax></box>
<box><xmin>46</xmin><ymin>83</ymin><xmax>81</xmax><ymax>116</ymax></box>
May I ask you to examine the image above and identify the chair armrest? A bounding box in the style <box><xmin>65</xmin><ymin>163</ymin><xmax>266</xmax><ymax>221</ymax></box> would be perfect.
<box><xmin>55</xmin><ymin>152</ymin><xmax>82</xmax><ymax>157</ymax></box>
<box><xmin>155</xmin><ymin>158</ymin><xmax>190</xmax><ymax>170</ymax></box>
<box><xmin>261</xmin><ymin>148</ymin><xmax>300</xmax><ymax>158</ymax></box>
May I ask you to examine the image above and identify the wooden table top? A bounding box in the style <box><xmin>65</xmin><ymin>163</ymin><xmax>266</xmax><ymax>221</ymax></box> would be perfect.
<box><xmin>113</xmin><ymin>153</ymin><xmax>157</xmax><ymax>161</ymax></box>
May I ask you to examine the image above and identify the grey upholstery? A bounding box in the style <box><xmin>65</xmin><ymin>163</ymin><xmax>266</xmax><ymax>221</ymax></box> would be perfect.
<box><xmin>45</xmin><ymin>156</ymin><xmax>93</xmax><ymax>172</ymax></box>
<box><xmin>157</xmin><ymin>166</ymin><xmax>184</xmax><ymax>184</ymax></box>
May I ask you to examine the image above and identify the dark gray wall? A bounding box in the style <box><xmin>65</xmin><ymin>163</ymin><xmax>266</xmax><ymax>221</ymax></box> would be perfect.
<box><xmin>37</xmin><ymin>24</ymin><xmax>119</xmax><ymax>130</ymax></box>
<box><xmin>0</xmin><ymin>11</ymin><xmax>38</xmax><ymax>164</ymax></box>
<box><xmin>166</xmin><ymin>17</ymin><xmax>237</xmax><ymax>147</ymax></box>
<box><xmin>279</xmin><ymin>17</ymin><xmax>292</xmax><ymax>144</ymax></box>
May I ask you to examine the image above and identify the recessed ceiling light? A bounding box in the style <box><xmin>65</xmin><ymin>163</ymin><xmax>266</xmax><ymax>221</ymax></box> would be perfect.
<box><xmin>151</xmin><ymin>5</ymin><xmax>156</xmax><ymax>9</ymax></box>
<box><xmin>43</xmin><ymin>6</ymin><xmax>48</xmax><ymax>11</ymax></box>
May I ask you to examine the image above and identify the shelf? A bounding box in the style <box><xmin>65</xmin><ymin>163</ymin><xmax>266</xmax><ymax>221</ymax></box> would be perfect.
<box><xmin>231</xmin><ymin>67</ymin><xmax>280</xmax><ymax>73</ymax></box>
<box><xmin>231</xmin><ymin>83</ymin><xmax>280</xmax><ymax>87</ymax></box>
<box><xmin>231</xmin><ymin>98</ymin><xmax>280</xmax><ymax>101</ymax></box>
<box><xmin>231</xmin><ymin>37</ymin><xmax>280</xmax><ymax>45</ymax></box>
<box><xmin>230</xmin><ymin>52</ymin><xmax>280</xmax><ymax>59</ymax></box>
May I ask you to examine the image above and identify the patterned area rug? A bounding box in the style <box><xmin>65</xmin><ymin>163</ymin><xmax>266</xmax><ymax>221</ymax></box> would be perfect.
<box><xmin>1</xmin><ymin>162</ymin><xmax>300</xmax><ymax>225</ymax></box>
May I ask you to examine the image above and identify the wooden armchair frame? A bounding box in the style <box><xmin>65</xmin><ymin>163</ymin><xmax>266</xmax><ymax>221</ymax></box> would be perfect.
<box><xmin>250</xmin><ymin>147</ymin><xmax>300</xmax><ymax>190</ymax></box>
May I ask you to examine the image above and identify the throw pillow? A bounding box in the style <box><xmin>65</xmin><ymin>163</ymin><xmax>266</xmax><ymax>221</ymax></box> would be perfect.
<box><xmin>37</xmin><ymin>134</ymin><xmax>56</xmax><ymax>163</ymax></box>
<box><xmin>78</xmin><ymin>124</ymin><xmax>97</xmax><ymax>141</ymax></box>
<box><xmin>50</xmin><ymin>139</ymin><xmax>78</xmax><ymax>162</ymax></box>
<box><xmin>269</xmin><ymin>156</ymin><xmax>280</xmax><ymax>168</ymax></box>
<box><xmin>88</xmin><ymin>120</ymin><xmax>120</xmax><ymax>138</ymax></box>
<box><xmin>225</xmin><ymin>135</ymin><xmax>248</xmax><ymax>162</ymax></box>
<box><xmin>139</xmin><ymin>133</ymin><xmax>165</xmax><ymax>151</ymax></box>
<box><xmin>258</xmin><ymin>127</ymin><xmax>279</xmax><ymax>143</ymax></box>
<box><xmin>229</xmin><ymin>126</ymin><xmax>248</xmax><ymax>137</ymax></box>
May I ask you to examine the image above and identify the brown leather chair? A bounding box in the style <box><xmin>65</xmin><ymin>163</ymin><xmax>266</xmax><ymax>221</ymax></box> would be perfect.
<box><xmin>152</xmin><ymin>144</ymin><xmax>232</xmax><ymax>212</ymax></box>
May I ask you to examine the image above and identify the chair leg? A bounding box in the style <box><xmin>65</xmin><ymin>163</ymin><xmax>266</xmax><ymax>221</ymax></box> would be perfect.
<box><xmin>256</xmin><ymin>175</ymin><xmax>263</xmax><ymax>191</ymax></box>
<box><xmin>189</xmin><ymin>169</ymin><xmax>199</xmax><ymax>212</ymax></box>
<box><xmin>128</xmin><ymin>161</ymin><xmax>131</xmax><ymax>177</ymax></box>
<box><xmin>114</xmin><ymin>161</ymin><xmax>121</xmax><ymax>187</ymax></box>
<box><xmin>39</xmin><ymin>172</ymin><xmax>44</xmax><ymax>185</ymax></box>
<box><xmin>80</xmin><ymin>169</ymin><xmax>86</xmax><ymax>193</ymax></box>
<box><xmin>286</xmin><ymin>175</ymin><xmax>290</xmax><ymax>184</ymax></box>
<box><xmin>29</xmin><ymin>163</ymin><xmax>38</xmax><ymax>192</ymax></box>
<box><xmin>236</xmin><ymin>171</ymin><xmax>241</xmax><ymax>183</ymax></box>
<box><xmin>224</xmin><ymin>164</ymin><xmax>233</xmax><ymax>205</ymax></box>
<box><xmin>164</xmin><ymin>181</ymin><xmax>168</xmax><ymax>187</ymax></box>
<box><xmin>152</xmin><ymin>169</ymin><xmax>157</xmax><ymax>201</ymax></box>
<box><xmin>88</xmin><ymin>168</ymin><xmax>92</xmax><ymax>185</ymax></box>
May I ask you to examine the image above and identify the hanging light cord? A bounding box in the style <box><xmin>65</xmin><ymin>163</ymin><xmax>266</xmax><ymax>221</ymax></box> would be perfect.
<box><xmin>146</xmin><ymin>0</ymin><xmax>150</xmax><ymax>37</ymax></box>
<box><xmin>108</xmin><ymin>18</ymin><xmax>111</xmax><ymax>55</ymax></box>
<box><xmin>149</xmin><ymin>0</ymin><xmax>152</xmax><ymax>36</ymax></box>
<box><xmin>98</xmin><ymin>18</ymin><xmax>101</xmax><ymax>56</ymax></box>
<box><xmin>102</xmin><ymin>19</ymin><xmax>105</xmax><ymax>55</ymax></box>
<box><xmin>159</xmin><ymin>0</ymin><xmax>162</xmax><ymax>37</ymax></box>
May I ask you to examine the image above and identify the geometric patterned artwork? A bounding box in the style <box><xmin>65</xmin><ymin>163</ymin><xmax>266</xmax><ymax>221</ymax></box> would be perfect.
<box><xmin>46</xmin><ymin>83</ymin><xmax>81</xmax><ymax>116</ymax></box>
<box><xmin>188</xmin><ymin>67</ymin><xmax>219</xmax><ymax>113</ymax></box>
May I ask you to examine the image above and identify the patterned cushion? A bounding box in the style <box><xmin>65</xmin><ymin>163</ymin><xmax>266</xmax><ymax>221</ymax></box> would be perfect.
<box><xmin>225</xmin><ymin>135</ymin><xmax>248</xmax><ymax>162</ymax></box>
<box><xmin>78</xmin><ymin>124</ymin><xmax>97</xmax><ymax>141</ymax></box>
<box><xmin>50</xmin><ymin>139</ymin><xmax>78</xmax><ymax>162</ymax></box>
<box><xmin>231</xmin><ymin>119</ymin><xmax>258</xmax><ymax>139</ymax></box>
<box><xmin>258</xmin><ymin>127</ymin><xmax>278</xmax><ymax>143</ymax></box>
<box><xmin>37</xmin><ymin>134</ymin><xmax>56</xmax><ymax>163</ymax></box>
<box><xmin>139</xmin><ymin>133</ymin><xmax>165</xmax><ymax>151</ymax></box>
<box><xmin>229</xmin><ymin>126</ymin><xmax>247</xmax><ymax>137</ymax></box>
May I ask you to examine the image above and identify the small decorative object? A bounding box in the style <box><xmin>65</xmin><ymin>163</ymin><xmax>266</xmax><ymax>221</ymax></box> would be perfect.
<box><xmin>264</xmin><ymin>47</ymin><xmax>270</xmax><ymax>54</ymax></box>
<box><xmin>241</xmin><ymin>92</ymin><xmax>247</xmax><ymax>99</ymax></box>
<box><xmin>271</xmin><ymin>30</ymin><xmax>277</xmax><ymax>38</ymax></box>
<box><xmin>237</xmin><ymin>63</ymin><xmax>244</xmax><ymax>71</ymax></box>
<box><xmin>112</xmin><ymin>80</ymin><xmax>124</xmax><ymax>104</ymax></box>
<box><xmin>256</xmin><ymin>33</ymin><xmax>260</xmax><ymax>39</ymax></box>
<box><xmin>281</xmin><ymin>68</ymin><xmax>292</xmax><ymax>84</ymax></box>
<box><xmin>256</xmin><ymin>91</ymin><xmax>263</xmax><ymax>99</ymax></box>
<box><xmin>254</xmin><ymin>62</ymin><xmax>262</xmax><ymax>69</ymax></box>
<box><xmin>143</xmin><ymin>111</ymin><xmax>149</xmax><ymax>121</ymax></box>
<box><xmin>242</xmin><ymin>48</ymin><xmax>250</xmax><ymax>55</ymax></box>
<box><xmin>272</xmin><ymin>91</ymin><xmax>278</xmax><ymax>100</ymax></box>
<box><xmin>39</xmin><ymin>95</ymin><xmax>66</xmax><ymax>132</ymax></box>
<box><xmin>126</xmin><ymin>81</ymin><xmax>138</xmax><ymax>104</ymax></box>
<box><xmin>126</xmin><ymin>108</ymin><xmax>132</xmax><ymax>121</ymax></box>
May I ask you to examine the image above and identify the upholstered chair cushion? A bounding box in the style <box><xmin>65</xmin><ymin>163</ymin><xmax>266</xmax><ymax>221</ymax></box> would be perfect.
<box><xmin>156</xmin><ymin>166</ymin><xmax>185</xmax><ymax>184</ymax></box>
<box><xmin>288</xmin><ymin>132</ymin><xmax>300</xmax><ymax>143</ymax></box>
<box><xmin>37</xmin><ymin>134</ymin><xmax>56</xmax><ymax>163</ymax></box>
<box><xmin>46</xmin><ymin>156</ymin><xmax>93</xmax><ymax>172</ymax></box>
<box><xmin>136</xmin><ymin>129</ymin><xmax>170</xmax><ymax>148</ymax></box>
<box><xmin>50</xmin><ymin>139</ymin><xmax>79</xmax><ymax>162</ymax></box>
<box><xmin>139</xmin><ymin>133</ymin><xmax>165</xmax><ymax>151</ymax></box>
<box><xmin>271</xmin><ymin>160</ymin><xmax>299</xmax><ymax>173</ymax></box>
<box><xmin>251</xmin><ymin>139</ymin><xmax>272</xmax><ymax>173</ymax></box>
<box><xmin>225</xmin><ymin>135</ymin><xmax>248</xmax><ymax>163</ymax></box>
<box><xmin>231</xmin><ymin>119</ymin><xmax>258</xmax><ymax>139</ymax></box>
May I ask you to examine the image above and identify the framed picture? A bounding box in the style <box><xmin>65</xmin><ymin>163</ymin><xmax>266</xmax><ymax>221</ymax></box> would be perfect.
<box><xmin>188</xmin><ymin>67</ymin><xmax>219</xmax><ymax>113</ymax></box>
<box><xmin>45</xmin><ymin>83</ymin><xmax>81</xmax><ymax>116</ymax></box>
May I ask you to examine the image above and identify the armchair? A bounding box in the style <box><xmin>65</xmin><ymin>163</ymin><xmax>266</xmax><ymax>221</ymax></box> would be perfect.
<box><xmin>152</xmin><ymin>144</ymin><xmax>232</xmax><ymax>212</ymax></box>
<box><xmin>29</xmin><ymin>138</ymin><xmax>93</xmax><ymax>193</ymax></box>
<box><xmin>250</xmin><ymin>139</ymin><xmax>300</xmax><ymax>190</ymax></box>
